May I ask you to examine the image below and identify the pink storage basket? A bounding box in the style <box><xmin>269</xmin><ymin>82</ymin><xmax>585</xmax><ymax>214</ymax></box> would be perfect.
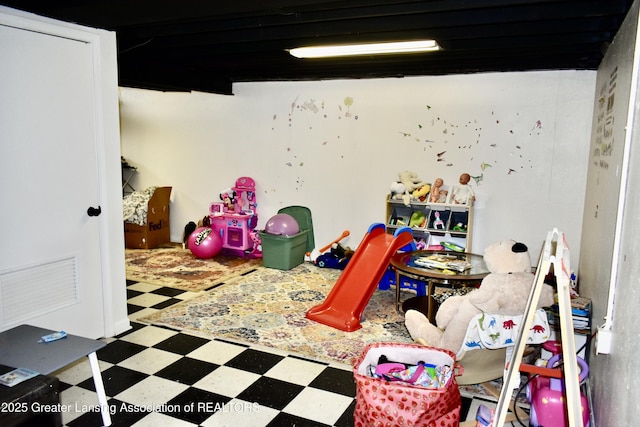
<box><xmin>353</xmin><ymin>342</ymin><xmax>461</xmax><ymax>427</ymax></box>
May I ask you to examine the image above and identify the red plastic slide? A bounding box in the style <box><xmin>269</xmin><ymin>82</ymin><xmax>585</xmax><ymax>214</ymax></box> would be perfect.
<box><xmin>305</xmin><ymin>223</ymin><xmax>414</xmax><ymax>332</ymax></box>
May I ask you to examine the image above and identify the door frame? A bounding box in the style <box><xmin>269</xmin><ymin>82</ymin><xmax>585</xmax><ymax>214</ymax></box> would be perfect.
<box><xmin>0</xmin><ymin>6</ymin><xmax>129</xmax><ymax>338</ymax></box>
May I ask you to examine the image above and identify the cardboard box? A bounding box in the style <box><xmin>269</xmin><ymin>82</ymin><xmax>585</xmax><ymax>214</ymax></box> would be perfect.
<box><xmin>124</xmin><ymin>186</ymin><xmax>172</xmax><ymax>249</ymax></box>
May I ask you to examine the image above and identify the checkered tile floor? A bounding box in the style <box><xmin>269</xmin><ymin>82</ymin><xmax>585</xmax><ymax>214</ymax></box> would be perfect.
<box><xmin>52</xmin><ymin>279</ymin><xmax>524</xmax><ymax>426</ymax></box>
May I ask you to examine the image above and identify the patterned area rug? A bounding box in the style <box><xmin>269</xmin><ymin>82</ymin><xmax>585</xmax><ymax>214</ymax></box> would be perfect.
<box><xmin>125</xmin><ymin>245</ymin><xmax>262</xmax><ymax>292</ymax></box>
<box><xmin>140</xmin><ymin>263</ymin><xmax>414</xmax><ymax>365</ymax></box>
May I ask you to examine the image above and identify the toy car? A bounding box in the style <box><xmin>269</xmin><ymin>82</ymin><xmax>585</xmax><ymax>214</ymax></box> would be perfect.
<box><xmin>314</xmin><ymin>253</ymin><xmax>349</xmax><ymax>270</ymax></box>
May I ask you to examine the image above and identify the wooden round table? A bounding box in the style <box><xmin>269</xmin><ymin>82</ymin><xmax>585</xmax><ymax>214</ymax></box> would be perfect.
<box><xmin>389</xmin><ymin>250</ymin><xmax>490</xmax><ymax>321</ymax></box>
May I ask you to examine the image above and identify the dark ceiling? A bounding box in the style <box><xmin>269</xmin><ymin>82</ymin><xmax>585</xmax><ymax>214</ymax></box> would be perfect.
<box><xmin>1</xmin><ymin>0</ymin><xmax>634</xmax><ymax>94</ymax></box>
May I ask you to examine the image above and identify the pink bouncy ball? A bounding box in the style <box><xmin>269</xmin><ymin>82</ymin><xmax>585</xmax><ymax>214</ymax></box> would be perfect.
<box><xmin>188</xmin><ymin>227</ymin><xmax>222</xmax><ymax>259</ymax></box>
<box><xmin>265</xmin><ymin>214</ymin><xmax>300</xmax><ymax>236</ymax></box>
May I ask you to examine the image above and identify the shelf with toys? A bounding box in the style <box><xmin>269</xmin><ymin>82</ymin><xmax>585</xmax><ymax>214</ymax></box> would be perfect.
<box><xmin>386</xmin><ymin>171</ymin><xmax>475</xmax><ymax>252</ymax></box>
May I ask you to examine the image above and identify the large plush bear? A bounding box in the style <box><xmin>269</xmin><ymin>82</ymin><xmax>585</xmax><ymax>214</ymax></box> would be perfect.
<box><xmin>404</xmin><ymin>240</ymin><xmax>555</xmax><ymax>355</ymax></box>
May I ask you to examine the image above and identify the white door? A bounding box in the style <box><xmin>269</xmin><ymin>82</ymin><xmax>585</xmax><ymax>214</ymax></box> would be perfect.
<box><xmin>0</xmin><ymin>22</ymin><xmax>106</xmax><ymax>338</ymax></box>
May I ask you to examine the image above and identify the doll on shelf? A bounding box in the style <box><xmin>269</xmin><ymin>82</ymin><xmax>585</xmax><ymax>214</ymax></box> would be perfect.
<box><xmin>452</xmin><ymin>173</ymin><xmax>476</xmax><ymax>205</ymax></box>
<box><xmin>430</xmin><ymin>178</ymin><xmax>448</xmax><ymax>203</ymax></box>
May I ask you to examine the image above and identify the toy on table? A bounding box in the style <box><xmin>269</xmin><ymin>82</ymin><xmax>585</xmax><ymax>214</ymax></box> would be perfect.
<box><xmin>207</xmin><ymin>177</ymin><xmax>260</xmax><ymax>258</ymax></box>
<box><xmin>430</xmin><ymin>178</ymin><xmax>447</xmax><ymax>203</ymax></box>
<box><xmin>452</xmin><ymin>173</ymin><xmax>476</xmax><ymax>204</ymax></box>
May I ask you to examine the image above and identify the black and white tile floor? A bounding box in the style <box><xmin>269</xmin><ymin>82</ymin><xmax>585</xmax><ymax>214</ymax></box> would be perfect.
<box><xmin>53</xmin><ymin>280</ymin><xmax>523</xmax><ymax>426</ymax></box>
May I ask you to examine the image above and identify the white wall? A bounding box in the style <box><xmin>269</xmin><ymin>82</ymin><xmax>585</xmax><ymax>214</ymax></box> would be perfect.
<box><xmin>120</xmin><ymin>70</ymin><xmax>594</xmax><ymax>267</ymax></box>
<box><xmin>579</xmin><ymin>1</ymin><xmax>640</xmax><ymax>425</ymax></box>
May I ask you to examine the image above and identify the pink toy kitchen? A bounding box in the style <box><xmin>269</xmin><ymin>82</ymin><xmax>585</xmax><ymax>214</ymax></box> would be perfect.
<box><xmin>209</xmin><ymin>177</ymin><xmax>260</xmax><ymax>258</ymax></box>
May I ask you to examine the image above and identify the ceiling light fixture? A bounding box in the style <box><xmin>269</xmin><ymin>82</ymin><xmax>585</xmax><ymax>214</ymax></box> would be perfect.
<box><xmin>289</xmin><ymin>40</ymin><xmax>440</xmax><ymax>58</ymax></box>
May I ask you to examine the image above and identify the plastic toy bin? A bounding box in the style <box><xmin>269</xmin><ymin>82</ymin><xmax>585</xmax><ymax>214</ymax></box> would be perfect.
<box><xmin>259</xmin><ymin>230</ymin><xmax>310</xmax><ymax>270</ymax></box>
<box><xmin>387</xmin><ymin>205</ymin><xmax>412</xmax><ymax>227</ymax></box>
<box><xmin>447</xmin><ymin>211</ymin><xmax>469</xmax><ymax>237</ymax></box>
<box><xmin>260</xmin><ymin>206</ymin><xmax>315</xmax><ymax>270</ymax></box>
<box><xmin>427</xmin><ymin>209</ymin><xmax>450</xmax><ymax>235</ymax></box>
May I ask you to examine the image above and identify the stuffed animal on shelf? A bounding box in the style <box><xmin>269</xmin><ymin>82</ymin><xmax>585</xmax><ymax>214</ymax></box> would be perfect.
<box><xmin>412</xmin><ymin>183</ymin><xmax>431</xmax><ymax>202</ymax></box>
<box><xmin>397</xmin><ymin>171</ymin><xmax>427</xmax><ymax>206</ymax></box>
<box><xmin>409</xmin><ymin>211</ymin><xmax>427</xmax><ymax>228</ymax></box>
<box><xmin>404</xmin><ymin>240</ymin><xmax>555</xmax><ymax>354</ymax></box>
<box><xmin>389</xmin><ymin>181</ymin><xmax>406</xmax><ymax>201</ymax></box>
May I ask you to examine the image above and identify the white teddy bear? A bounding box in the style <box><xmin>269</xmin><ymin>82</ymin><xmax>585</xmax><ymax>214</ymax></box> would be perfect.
<box><xmin>404</xmin><ymin>240</ymin><xmax>555</xmax><ymax>354</ymax></box>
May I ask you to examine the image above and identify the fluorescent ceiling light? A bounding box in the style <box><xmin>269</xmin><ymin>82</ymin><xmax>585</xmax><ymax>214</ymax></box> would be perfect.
<box><xmin>289</xmin><ymin>40</ymin><xmax>440</xmax><ymax>58</ymax></box>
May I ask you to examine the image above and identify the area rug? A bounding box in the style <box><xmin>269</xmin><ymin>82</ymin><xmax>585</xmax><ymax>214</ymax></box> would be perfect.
<box><xmin>140</xmin><ymin>263</ymin><xmax>414</xmax><ymax>365</ymax></box>
<box><xmin>125</xmin><ymin>245</ymin><xmax>262</xmax><ymax>292</ymax></box>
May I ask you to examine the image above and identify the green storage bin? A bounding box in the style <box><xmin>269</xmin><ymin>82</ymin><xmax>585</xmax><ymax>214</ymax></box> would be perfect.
<box><xmin>259</xmin><ymin>230</ymin><xmax>310</xmax><ymax>270</ymax></box>
<box><xmin>277</xmin><ymin>206</ymin><xmax>315</xmax><ymax>252</ymax></box>
<box><xmin>260</xmin><ymin>206</ymin><xmax>315</xmax><ymax>270</ymax></box>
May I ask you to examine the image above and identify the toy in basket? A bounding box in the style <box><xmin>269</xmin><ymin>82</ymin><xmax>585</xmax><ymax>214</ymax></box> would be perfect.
<box><xmin>353</xmin><ymin>342</ymin><xmax>461</xmax><ymax>427</ymax></box>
